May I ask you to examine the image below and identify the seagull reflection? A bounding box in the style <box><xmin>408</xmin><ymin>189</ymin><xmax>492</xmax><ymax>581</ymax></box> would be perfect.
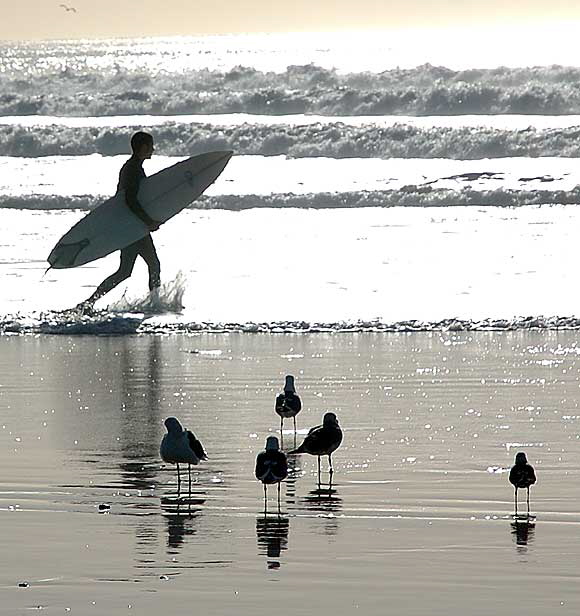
<box><xmin>162</xmin><ymin>495</ymin><xmax>206</xmax><ymax>552</ymax></box>
<box><xmin>284</xmin><ymin>455</ymin><xmax>303</xmax><ymax>508</ymax></box>
<box><xmin>256</xmin><ymin>515</ymin><xmax>290</xmax><ymax>569</ymax></box>
<box><xmin>301</xmin><ymin>478</ymin><xmax>342</xmax><ymax>536</ymax></box>
<box><xmin>510</xmin><ymin>517</ymin><xmax>536</xmax><ymax>553</ymax></box>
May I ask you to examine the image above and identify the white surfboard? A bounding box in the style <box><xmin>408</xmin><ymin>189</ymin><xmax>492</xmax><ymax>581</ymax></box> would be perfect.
<box><xmin>48</xmin><ymin>150</ymin><xmax>233</xmax><ymax>269</ymax></box>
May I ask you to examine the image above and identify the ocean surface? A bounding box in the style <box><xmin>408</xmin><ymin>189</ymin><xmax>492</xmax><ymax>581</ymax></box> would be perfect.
<box><xmin>2</xmin><ymin>32</ymin><xmax>580</xmax><ymax>326</ymax></box>
<box><xmin>2</xmin><ymin>332</ymin><xmax>580</xmax><ymax>615</ymax></box>
<box><xmin>2</xmin><ymin>29</ymin><xmax>580</xmax><ymax>615</ymax></box>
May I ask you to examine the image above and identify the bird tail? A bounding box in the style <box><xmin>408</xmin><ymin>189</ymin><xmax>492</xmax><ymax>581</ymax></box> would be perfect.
<box><xmin>287</xmin><ymin>444</ymin><xmax>306</xmax><ymax>455</ymax></box>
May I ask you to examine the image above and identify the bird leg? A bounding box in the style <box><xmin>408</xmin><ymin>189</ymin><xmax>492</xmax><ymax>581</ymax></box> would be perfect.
<box><xmin>263</xmin><ymin>483</ymin><xmax>268</xmax><ymax>515</ymax></box>
<box><xmin>317</xmin><ymin>456</ymin><xmax>321</xmax><ymax>486</ymax></box>
<box><xmin>514</xmin><ymin>486</ymin><xmax>518</xmax><ymax>516</ymax></box>
<box><xmin>280</xmin><ymin>417</ymin><xmax>284</xmax><ymax>448</ymax></box>
<box><xmin>277</xmin><ymin>482</ymin><xmax>281</xmax><ymax>516</ymax></box>
<box><xmin>188</xmin><ymin>464</ymin><xmax>192</xmax><ymax>514</ymax></box>
<box><xmin>177</xmin><ymin>463</ymin><xmax>181</xmax><ymax>500</ymax></box>
<box><xmin>293</xmin><ymin>416</ymin><xmax>297</xmax><ymax>448</ymax></box>
<box><xmin>527</xmin><ymin>487</ymin><xmax>530</xmax><ymax>516</ymax></box>
<box><xmin>328</xmin><ymin>453</ymin><xmax>334</xmax><ymax>476</ymax></box>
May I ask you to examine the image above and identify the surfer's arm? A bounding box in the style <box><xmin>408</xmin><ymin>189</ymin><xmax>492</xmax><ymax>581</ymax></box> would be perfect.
<box><xmin>123</xmin><ymin>170</ymin><xmax>160</xmax><ymax>230</ymax></box>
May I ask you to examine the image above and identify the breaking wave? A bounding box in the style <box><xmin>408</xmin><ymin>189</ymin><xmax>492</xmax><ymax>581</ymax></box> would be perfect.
<box><xmin>3</xmin><ymin>186</ymin><xmax>580</xmax><ymax>212</ymax></box>
<box><xmin>3</xmin><ymin>122</ymin><xmax>580</xmax><ymax>158</ymax></box>
<box><xmin>4</xmin><ymin>64</ymin><xmax>580</xmax><ymax>117</ymax></box>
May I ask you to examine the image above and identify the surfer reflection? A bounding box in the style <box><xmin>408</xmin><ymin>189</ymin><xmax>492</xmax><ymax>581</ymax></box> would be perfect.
<box><xmin>77</xmin><ymin>131</ymin><xmax>161</xmax><ymax>312</ymax></box>
<box><xmin>256</xmin><ymin>515</ymin><xmax>290</xmax><ymax>570</ymax></box>
<box><xmin>116</xmin><ymin>336</ymin><xmax>163</xmax><ymax>492</ymax></box>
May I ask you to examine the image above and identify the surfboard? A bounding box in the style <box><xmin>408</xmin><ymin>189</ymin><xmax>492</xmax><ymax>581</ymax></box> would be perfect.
<box><xmin>47</xmin><ymin>150</ymin><xmax>233</xmax><ymax>269</ymax></box>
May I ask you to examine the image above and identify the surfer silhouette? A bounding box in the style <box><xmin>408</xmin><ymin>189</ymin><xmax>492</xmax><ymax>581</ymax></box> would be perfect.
<box><xmin>78</xmin><ymin>131</ymin><xmax>161</xmax><ymax>311</ymax></box>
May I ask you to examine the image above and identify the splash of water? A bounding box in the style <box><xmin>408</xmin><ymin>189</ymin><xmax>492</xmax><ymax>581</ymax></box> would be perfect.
<box><xmin>106</xmin><ymin>272</ymin><xmax>186</xmax><ymax>315</ymax></box>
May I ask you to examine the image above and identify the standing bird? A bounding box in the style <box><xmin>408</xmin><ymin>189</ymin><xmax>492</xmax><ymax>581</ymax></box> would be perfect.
<box><xmin>255</xmin><ymin>436</ymin><xmax>288</xmax><ymax>514</ymax></box>
<box><xmin>275</xmin><ymin>375</ymin><xmax>302</xmax><ymax>443</ymax></box>
<box><xmin>160</xmin><ymin>417</ymin><xmax>207</xmax><ymax>500</ymax></box>
<box><xmin>509</xmin><ymin>451</ymin><xmax>537</xmax><ymax>516</ymax></box>
<box><xmin>288</xmin><ymin>412</ymin><xmax>342</xmax><ymax>483</ymax></box>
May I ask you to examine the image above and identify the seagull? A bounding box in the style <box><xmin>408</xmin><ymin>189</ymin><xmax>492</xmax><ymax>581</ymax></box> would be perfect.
<box><xmin>509</xmin><ymin>451</ymin><xmax>536</xmax><ymax>516</ymax></box>
<box><xmin>255</xmin><ymin>436</ymin><xmax>288</xmax><ymax>514</ymax></box>
<box><xmin>59</xmin><ymin>3</ymin><xmax>77</xmax><ymax>12</ymax></box>
<box><xmin>160</xmin><ymin>417</ymin><xmax>207</xmax><ymax>500</ymax></box>
<box><xmin>288</xmin><ymin>412</ymin><xmax>342</xmax><ymax>482</ymax></box>
<box><xmin>275</xmin><ymin>375</ymin><xmax>302</xmax><ymax>442</ymax></box>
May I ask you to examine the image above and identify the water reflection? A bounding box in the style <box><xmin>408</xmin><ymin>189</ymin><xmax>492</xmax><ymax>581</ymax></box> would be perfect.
<box><xmin>256</xmin><ymin>515</ymin><xmax>290</xmax><ymax>570</ymax></box>
<box><xmin>510</xmin><ymin>517</ymin><xmax>536</xmax><ymax>554</ymax></box>
<box><xmin>118</xmin><ymin>459</ymin><xmax>159</xmax><ymax>492</ymax></box>
<box><xmin>300</xmin><ymin>477</ymin><xmax>343</xmax><ymax>536</ymax></box>
<box><xmin>284</xmin><ymin>456</ymin><xmax>302</xmax><ymax>508</ymax></box>
<box><xmin>118</xmin><ymin>336</ymin><xmax>163</xmax><ymax>460</ymax></box>
<box><xmin>162</xmin><ymin>502</ymin><xmax>204</xmax><ymax>552</ymax></box>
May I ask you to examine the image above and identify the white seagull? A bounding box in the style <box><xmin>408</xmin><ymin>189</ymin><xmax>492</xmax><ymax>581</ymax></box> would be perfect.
<box><xmin>255</xmin><ymin>436</ymin><xmax>288</xmax><ymax>513</ymax></box>
<box><xmin>160</xmin><ymin>417</ymin><xmax>207</xmax><ymax>499</ymax></box>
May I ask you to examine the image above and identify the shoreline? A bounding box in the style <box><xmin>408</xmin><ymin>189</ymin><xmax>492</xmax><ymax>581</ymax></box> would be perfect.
<box><xmin>3</xmin><ymin>312</ymin><xmax>580</xmax><ymax>335</ymax></box>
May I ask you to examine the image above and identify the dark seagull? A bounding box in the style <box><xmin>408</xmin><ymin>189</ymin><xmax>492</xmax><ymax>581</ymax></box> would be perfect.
<box><xmin>509</xmin><ymin>451</ymin><xmax>536</xmax><ymax>517</ymax></box>
<box><xmin>289</xmin><ymin>412</ymin><xmax>342</xmax><ymax>482</ymax></box>
<box><xmin>160</xmin><ymin>417</ymin><xmax>207</xmax><ymax>500</ymax></box>
<box><xmin>275</xmin><ymin>374</ymin><xmax>302</xmax><ymax>443</ymax></box>
<box><xmin>59</xmin><ymin>3</ymin><xmax>77</xmax><ymax>12</ymax></box>
<box><xmin>255</xmin><ymin>436</ymin><xmax>288</xmax><ymax>514</ymax></box>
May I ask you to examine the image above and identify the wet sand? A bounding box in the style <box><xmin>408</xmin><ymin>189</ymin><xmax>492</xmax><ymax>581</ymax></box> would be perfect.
<box><xmin>1</xmin><ymin>331</ymin><xmax>580</xmax><ymax>614</ymax></box>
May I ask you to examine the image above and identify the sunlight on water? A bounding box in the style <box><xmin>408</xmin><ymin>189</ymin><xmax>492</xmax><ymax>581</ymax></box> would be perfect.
<box><xmin>1</xmin><ymin>332</ymin><xmax>580</xmax><ymax>613</ymax></box>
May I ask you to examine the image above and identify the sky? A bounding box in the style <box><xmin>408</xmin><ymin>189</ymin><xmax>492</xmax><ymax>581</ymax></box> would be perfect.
<box><xmin>2</xmin><ymin>0</ymin><xmax>580</xmax><ymax>40</ymax></box>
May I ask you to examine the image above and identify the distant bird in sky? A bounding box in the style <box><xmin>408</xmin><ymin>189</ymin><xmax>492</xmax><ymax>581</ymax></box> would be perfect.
<box><xmin>59</xmin><ymin>3</ymin><xmax>77</xmax><ymax>12</ymax></box>
<box><xmin>509</xmin><ymin>451</ymin><xmax>536</xmax><ymax>516</ymax></box>
<box><xmin>255</xmin><ymin>436</ymin><xmax>288</xmax><ymax>513</ymax></box>
<box><xmin>275</xmin><ymin>374</ymin><xmax>302</xmax><ymax>443</ymax></box>
<box><xmin>289</xmin><ymin>412</ymin><xmax>342</xmax><ymax>482</ymax></box>
<box><xmin>160</xmin><ymin>417</ymin><xmax>207</xmax><ymax>500</ymax></box>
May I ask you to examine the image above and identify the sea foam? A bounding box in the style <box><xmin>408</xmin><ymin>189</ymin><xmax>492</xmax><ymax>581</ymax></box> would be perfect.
<box><xmin>3</xmin><ymin>64</ymin><xmax>580</xmax><ymax>117</ymax></box>
<box><xmin>2</xmin><ymin>122</ymin><xmax>580</xmax><ymax>159</ymax></box>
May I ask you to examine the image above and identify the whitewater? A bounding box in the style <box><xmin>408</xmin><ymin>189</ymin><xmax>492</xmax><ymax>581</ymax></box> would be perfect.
<box><xmin>2</xmin><ymin>30</ymin><xmax>580</xmax><ymax>332</ymax></box>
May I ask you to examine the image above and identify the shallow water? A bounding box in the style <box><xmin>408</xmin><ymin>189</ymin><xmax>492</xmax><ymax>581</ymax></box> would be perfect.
<box><xmin>2</xmin><ymin>205</ymin><xmax>580</xmax><ymax>323</ymax></box>
<box><xmin>1</xmin><ymin>332</ymin><xmax>580</xmax><ymax>614</ymax></box>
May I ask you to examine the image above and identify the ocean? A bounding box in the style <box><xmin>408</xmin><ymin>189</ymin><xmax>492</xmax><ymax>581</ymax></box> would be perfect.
<box><xmin>2</xmin><ymin>29</ymin><xmax>580</xmax><ymax>615</ymax></box>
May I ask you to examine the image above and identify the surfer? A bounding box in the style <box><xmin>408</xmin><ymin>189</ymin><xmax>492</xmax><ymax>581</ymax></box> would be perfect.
<box><xmin>77</xmin><ymin>131</ymin><xmax>161</xmax><ymax>311</ymax></box>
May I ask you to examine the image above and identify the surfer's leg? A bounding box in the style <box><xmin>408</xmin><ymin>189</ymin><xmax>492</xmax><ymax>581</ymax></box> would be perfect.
<box><xmin>137</xmin><ymin>235</ymin><xmax>161</xmax><ymax>291</ymax></box>
<box><xmin>83</xmin><ymin>244</ymin><xmax>139</xmax><ymax>305</ymax></box>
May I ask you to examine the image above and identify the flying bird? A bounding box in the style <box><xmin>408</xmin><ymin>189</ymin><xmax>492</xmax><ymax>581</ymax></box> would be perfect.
<box><xmin>288</xmin><ymin>412</ymin><xmax>342</xmax><ymax>482</ymax></box>
<box><xmin>509</xmin><ymin>451</ymin><xmax>537</xmax><ymax>516</ymax></box>
<box><xmin>255</xmin><ymin>436</ymin><xmax>288</xmax><ymax>513</ymax></box>
<box><xmin>160</xmin><ymin>417</ymin><xmax>207</xmax><ymax>500</ymax></box>
<box><xmin>59</xmin><ymin>3</ymin><xmax>77</xmax><ymax>12</ymax></box>
<box><xmin>275</xmin><ymin>374</ymin><xmax>302</xmax><ymax>442</ymax></box>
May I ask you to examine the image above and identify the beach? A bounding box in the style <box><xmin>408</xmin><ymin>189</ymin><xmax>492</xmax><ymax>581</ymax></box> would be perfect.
<box><xmin>1</xmin><ymin>332</ymin><xmax>580</xmax><ymax>614</ymax></box>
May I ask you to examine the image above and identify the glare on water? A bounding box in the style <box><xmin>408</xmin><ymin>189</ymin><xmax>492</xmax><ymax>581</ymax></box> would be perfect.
<box><xmin>1</xmin><ymin>332</ymin><xmax>580</xmax><ymax>614</ymax></box>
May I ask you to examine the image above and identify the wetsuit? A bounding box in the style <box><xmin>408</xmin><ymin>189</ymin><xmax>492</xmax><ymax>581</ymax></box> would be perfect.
<box><xmin>87</xmin><ymin>156</ymin><xmax>160</xmax><ymax>302</ymax></box>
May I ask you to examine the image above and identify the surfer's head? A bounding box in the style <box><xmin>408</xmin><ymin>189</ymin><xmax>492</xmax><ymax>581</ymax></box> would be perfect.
<box><xmin>131</xmin><ymin>131</ymin><xmax>154</xmax><ymax>160</ymax></box>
